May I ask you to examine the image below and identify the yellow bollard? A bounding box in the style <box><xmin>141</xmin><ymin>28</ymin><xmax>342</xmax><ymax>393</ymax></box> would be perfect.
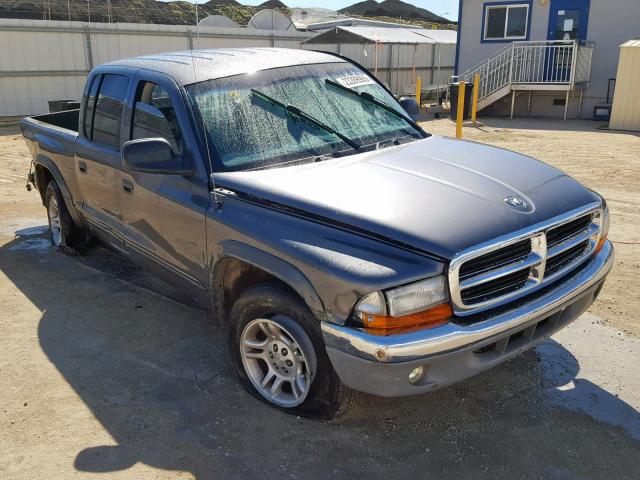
<box><xmin>471</xmin><ymin>73</ymin><xmax>480</xmax><ymax>123</ymax></box>
<box><xmin>456</xmin><ymin>81</ymin><xmax>466</xmax><ymax>139</ymax></box>
<box><xmin>415</xmin><ymin>76</ymin><xmax>422</xmax><ymax>108</ymax></box>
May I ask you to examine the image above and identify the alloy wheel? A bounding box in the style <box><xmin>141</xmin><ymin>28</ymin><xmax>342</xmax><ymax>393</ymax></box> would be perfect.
<box><xmin>240</xmin><ymin>315</ymin><xmax>316</xmax><ymax>407</ymax></box>
<box><xmin>47</xmin><ymin>196</ymin><xmax>63</xmax><ymax>247</ymax></box>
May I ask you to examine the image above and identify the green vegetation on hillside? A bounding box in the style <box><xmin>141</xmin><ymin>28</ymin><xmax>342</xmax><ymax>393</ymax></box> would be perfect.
<box><xmin>0</xmin><ymin>0</ymin><xmax>450</xmax><ymax>27</ymax></box>
<box><xmin>339</xmin><ymin>0</ymin><xmax>451</xmax><ymax>24</ymax></box>
<box><xmin>0</xmin><ymin>0</ymin><xmax>289</xmax><ymax>25</ymax></box>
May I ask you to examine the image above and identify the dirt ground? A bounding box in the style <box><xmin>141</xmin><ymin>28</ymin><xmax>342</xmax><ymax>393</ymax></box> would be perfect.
<box><xmin>1</xmin><ymin>120</ymin><xmax>639</xmax><ymax>479</ymax></box>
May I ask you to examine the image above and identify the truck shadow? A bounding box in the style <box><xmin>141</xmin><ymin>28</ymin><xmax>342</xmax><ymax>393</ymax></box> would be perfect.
<box><xmin>2</xmin><ymin>226</ymin><xmax>639</xmax><ymax>479</ymax></box>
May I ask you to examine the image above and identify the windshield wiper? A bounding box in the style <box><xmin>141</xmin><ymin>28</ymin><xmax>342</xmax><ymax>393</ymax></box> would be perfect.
<box><xmin>325</xmin><ymin>79</ymin><xmax>426</xmax><ymax>137</ymax></box>
<box><xmin>250</xmin><ymin>89</ymin><xmax>361</xmax><ymax>152</ymax></box>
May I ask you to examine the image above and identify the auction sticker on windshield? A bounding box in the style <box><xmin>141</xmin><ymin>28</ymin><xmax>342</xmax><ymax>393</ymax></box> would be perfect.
<box><xmin>335</xmin><ymin>74</ymin><xmax>376</xmax><ymax>88</ymax></box>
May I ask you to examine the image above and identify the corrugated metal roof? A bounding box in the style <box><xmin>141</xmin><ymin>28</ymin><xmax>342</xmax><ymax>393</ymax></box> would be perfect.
<box><xmin>620</xmin><ymin>39</ymin><xmax>640</xmax><ymax>48</ymax></box>
<box><xmin>305</xmin><ymin>26</ymin><xmax>457</xmax><ymax>45</ymax></box>
<box><xmin>305</xmin><ymin>17</ymin><xmax>421</xmax><ymax>31</ymax></box>
<box><xmin>416</xmin><ymin>29</ymin><xmax>458</xmax><ymax>44</ymax></box>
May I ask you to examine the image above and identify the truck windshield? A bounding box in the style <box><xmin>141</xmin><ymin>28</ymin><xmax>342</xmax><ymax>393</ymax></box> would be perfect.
<box><xmin>185</xmin><ymin>62</ymin><xmax>424</xmax><ymax>171</ymax></box>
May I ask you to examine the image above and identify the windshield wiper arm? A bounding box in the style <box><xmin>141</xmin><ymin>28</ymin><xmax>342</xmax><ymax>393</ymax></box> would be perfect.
<box><xmin>250</xmin><ymin>89</ymin><xmax>361</xmax><ymax>152</ymax></box>
<box><xmin>325</xmin><ymin>79</ymin><xmax>426</xmax><ymax>137</ymax></box>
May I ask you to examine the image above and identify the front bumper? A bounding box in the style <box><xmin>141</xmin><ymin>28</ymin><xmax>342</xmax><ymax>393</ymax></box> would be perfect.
<box><xmin>321</xmin><ymin>241</ymin><xmax>614</xmax><ymax>397</ymax></box>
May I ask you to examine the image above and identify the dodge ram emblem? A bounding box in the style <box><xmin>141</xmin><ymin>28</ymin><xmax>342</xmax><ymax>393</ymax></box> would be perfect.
<box><xmin>504</xmin><ymin>196</ymin><xmax>528</xmax><ymax>210</ymax></box>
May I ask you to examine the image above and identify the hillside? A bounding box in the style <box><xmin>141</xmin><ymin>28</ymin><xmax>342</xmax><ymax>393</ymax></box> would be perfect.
<box><xmin>0</xmin><ymin>0</ymin><xmax>451</xmax><ymax>27</ymax></box>
<box><xmin>259</xmin><ymin>0</ymin><xmax>288</xmax><ymax>9</ymax></box>
<box><xmin>204</xmin><ymin>0</ymin><xmax>241</xmax><ymax>5</ymax></box>
<box><xmin>0</xmin><ymin>0</ymin><xmax>287</xmax><ymax>25</ymax></box>
<box><xmin>339</xmin><ymin>0</ymin><xmax>450</xmax><ymax>24</ymax></box>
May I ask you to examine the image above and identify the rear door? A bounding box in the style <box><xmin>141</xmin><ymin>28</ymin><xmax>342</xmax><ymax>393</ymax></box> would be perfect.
<box><xmin>76</xmin><ymin>72</ymin><xmax>132</xmax><ymax>249</ymax></box>
<box><xmin>119</xmin><ymin>70</ymin><xmax>210</xmax><ymax>292</ymax></box>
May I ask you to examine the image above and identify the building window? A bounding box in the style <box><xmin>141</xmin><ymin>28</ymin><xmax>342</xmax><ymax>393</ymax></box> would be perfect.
<box><xmin>483</xmin><ymin>2</ymin><xmax>530</xmax><ymax>41</ymax></box>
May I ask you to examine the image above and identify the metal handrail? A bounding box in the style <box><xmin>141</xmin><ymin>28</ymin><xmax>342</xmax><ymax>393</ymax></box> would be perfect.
<box><xmin>457</xmin><ymin>40</ymin><xmax>594</xmax><ymax>105</ymax></box>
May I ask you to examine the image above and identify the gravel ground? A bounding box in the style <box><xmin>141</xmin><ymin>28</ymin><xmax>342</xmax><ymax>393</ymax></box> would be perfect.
<box><xmin>1</xmin><ymin>121</ymin><xmax>639</xmax><ymax>479</ymax></box>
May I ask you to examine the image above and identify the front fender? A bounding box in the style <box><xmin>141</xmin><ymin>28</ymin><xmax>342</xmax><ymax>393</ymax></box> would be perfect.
<box><xmin>206</xmin><ymin>195</ymin><xmax>444</xmax><ymax>326</ymax></box>
<box><xmin>214</xmin><ymin>240</ymin><xmax>327</xmax><ymax>322</ymax></box>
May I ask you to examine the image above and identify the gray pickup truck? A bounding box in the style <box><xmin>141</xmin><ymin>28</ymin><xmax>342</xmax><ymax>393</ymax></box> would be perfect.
<box><xmin>21</xmin><ymin>48</ymin><xmax>613</xmax><ymax>418</ymax></box>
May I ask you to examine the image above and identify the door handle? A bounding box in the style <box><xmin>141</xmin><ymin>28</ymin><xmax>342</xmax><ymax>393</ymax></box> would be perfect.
<box><xmin>122</xmin><ymin>179</ymin><xmax>134</xmax><ymax>194</ymax></box>
<box><xmin>78</xmin><ymin>160</ymin><xmax>87</xmax><ymax>173</ymax></box>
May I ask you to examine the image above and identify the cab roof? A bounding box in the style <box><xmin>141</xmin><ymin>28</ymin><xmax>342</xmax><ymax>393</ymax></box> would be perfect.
<box><xmin>103</xmin><ymin>48</ymin><xmax>346</xmax><ymax>86</ymax></box>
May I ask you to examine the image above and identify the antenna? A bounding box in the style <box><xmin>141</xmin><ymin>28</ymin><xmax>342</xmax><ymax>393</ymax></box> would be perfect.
<box><xmin>190</xmin><ymin>1</ymin><xmax>219</xmax><ymax>206</ymax></box>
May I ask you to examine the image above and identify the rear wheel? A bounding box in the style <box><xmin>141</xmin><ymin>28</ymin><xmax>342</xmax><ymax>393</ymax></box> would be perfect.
<box><xmin>45</xmin><ymin>180</ymin><xmax>83</xmax><ymax>252</ymax></box>
<box><xmin>229</xmin><ymin>285</ymin><xmax>355</xmax><ymax>419</ymax></box>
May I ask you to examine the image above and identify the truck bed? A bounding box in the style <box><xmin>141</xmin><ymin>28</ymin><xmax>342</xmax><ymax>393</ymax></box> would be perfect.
<box><xmin>20</xmin><ymin>109</ymin><xmax>82</xmax><ymax>204</ymax></box>
<box><xmin>28</xmin><ymin>109</ymin><xmax>80</xmax><ymax>133</ymax></box>
<box><xmin>20</xmin><ymin>108</ymin><xmax>80</xmax><ymax>153</ymax></box>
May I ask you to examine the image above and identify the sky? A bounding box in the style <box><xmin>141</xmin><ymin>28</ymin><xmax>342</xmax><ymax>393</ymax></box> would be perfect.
<box><xmin>207</xmin><ymin>1</ymin><xmax>459</xmax><ymax>21</ymax></box>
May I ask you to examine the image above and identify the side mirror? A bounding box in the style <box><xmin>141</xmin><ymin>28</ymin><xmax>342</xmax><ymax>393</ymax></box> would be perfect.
<box><xmin>122</xmin><ymin>138</ymin><xmax>191</xmax><ymax>175</ymax></box>
<box><xmin>398</xmin><ymin>97</ymin><xmax>421</xmax><ymax>120</ymax></box>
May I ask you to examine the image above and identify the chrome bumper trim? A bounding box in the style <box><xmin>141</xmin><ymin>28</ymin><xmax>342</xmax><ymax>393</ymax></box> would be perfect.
<box><xmin>321</xmin><ymin>241</ymin><xmax>613</xmax><ymax>363</ymax></box>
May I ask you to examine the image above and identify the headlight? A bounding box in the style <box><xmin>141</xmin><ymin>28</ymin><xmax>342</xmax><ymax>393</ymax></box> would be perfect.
<box><xmin>386</xmin><ymin>276</ymin><xmax>448</xmax><ymax>316</ymax></box>
<box><xmin>354</xmin><ymin>276</ymin><xmax>452</xmax><ymax>334</ymax></box>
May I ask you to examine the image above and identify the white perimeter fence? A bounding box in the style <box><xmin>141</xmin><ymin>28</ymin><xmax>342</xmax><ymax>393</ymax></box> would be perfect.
<box><xmin>0</xmin><ymin>18</ymin><xmax>455</xmax><ymax>117</ymax></box>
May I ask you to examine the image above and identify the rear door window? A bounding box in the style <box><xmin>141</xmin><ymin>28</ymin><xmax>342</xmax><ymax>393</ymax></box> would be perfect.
<box><xmin>92</xmin><ymin>74</ymin><xmax>129</xmax><ymax>149</ymax></box>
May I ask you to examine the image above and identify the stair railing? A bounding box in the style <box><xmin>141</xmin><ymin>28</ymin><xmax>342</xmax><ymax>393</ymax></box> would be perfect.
<box><xmin>457</xmin><ymin>40</ymin><xmax>592</xmax><ymax>104</ymax></box>
<box><xmin>459</xmin><ymin>42</ymin><xmax>514</xmax><ymax>100</ymax></box>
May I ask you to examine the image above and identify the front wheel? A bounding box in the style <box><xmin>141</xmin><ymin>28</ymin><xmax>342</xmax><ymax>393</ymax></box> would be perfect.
<box><xmin>229</xmin><ymin>285</ymin><xmax>355</xmax><ymax>419</ymax></box>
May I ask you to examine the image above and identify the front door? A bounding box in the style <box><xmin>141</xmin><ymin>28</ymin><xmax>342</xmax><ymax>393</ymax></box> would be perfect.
<box><xmin>546</xmin><ymin>0</ymin><xmax>590</xmax><ymax>81</ymax></box>
<box><xmin>118</xmin><ymin>71</ymin><xmax>211</xmax><ymax>295</ymax></box>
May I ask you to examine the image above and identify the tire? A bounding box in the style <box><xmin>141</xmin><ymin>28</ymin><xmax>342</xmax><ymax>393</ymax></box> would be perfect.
<box><xmin>45</xmin><ymin>180</ymin><xmax>83</xmax><ymax>253</ymax></box>
<box><xmin>229</xmin><ymin>285</ymin><xmax>355</xmax><ymax>419</ymax></box>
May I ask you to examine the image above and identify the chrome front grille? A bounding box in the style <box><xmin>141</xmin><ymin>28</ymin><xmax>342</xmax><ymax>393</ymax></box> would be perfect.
<box><xmin>459</xmin><ymin>239</ymin><xmax>532</xmax><ymax>280</ymax></box>
<box><xmin>449</xmin><ymin>203</ymin><xmax>604</xmax><ymax>315</ymax></box>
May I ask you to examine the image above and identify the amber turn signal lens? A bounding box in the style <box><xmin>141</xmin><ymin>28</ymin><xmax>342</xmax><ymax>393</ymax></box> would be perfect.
<box><xmin>594</xmin><ymin>233</ymin><xmax>608</xmax><ymax>253</ymax></box>
<box><xmin>362</xmin><ymin>303</ymin><xmax>453</xmax><ymax>335</ymax></box>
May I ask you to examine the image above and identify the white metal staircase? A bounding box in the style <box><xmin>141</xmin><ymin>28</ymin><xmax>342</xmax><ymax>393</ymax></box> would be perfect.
<box><xmin>457</xmin><ymin>40</ymin><xmax>594</xmax><ymax>119</ymax></box>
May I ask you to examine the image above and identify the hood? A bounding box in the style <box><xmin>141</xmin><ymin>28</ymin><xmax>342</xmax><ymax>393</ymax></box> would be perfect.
<box><xmin>215</xmin><ymin>136</ymin><xmax>599</xmax><ymax>260</ymax></box>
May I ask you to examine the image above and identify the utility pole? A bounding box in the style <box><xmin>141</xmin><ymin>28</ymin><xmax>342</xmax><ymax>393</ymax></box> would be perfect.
<box><xmin>87</xmin><ymin>0</ymin><xmax>91</xmax><ymax>23</ymax></box>
<box><xmin>43</xmin><ymin>0</ymin><xmax>50</xmax><ymax>20</ymax></box>
<box><xmin>195</xmin><ymin>1</ymin><xmax>200</xmax><ymax>47</ymax></box>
